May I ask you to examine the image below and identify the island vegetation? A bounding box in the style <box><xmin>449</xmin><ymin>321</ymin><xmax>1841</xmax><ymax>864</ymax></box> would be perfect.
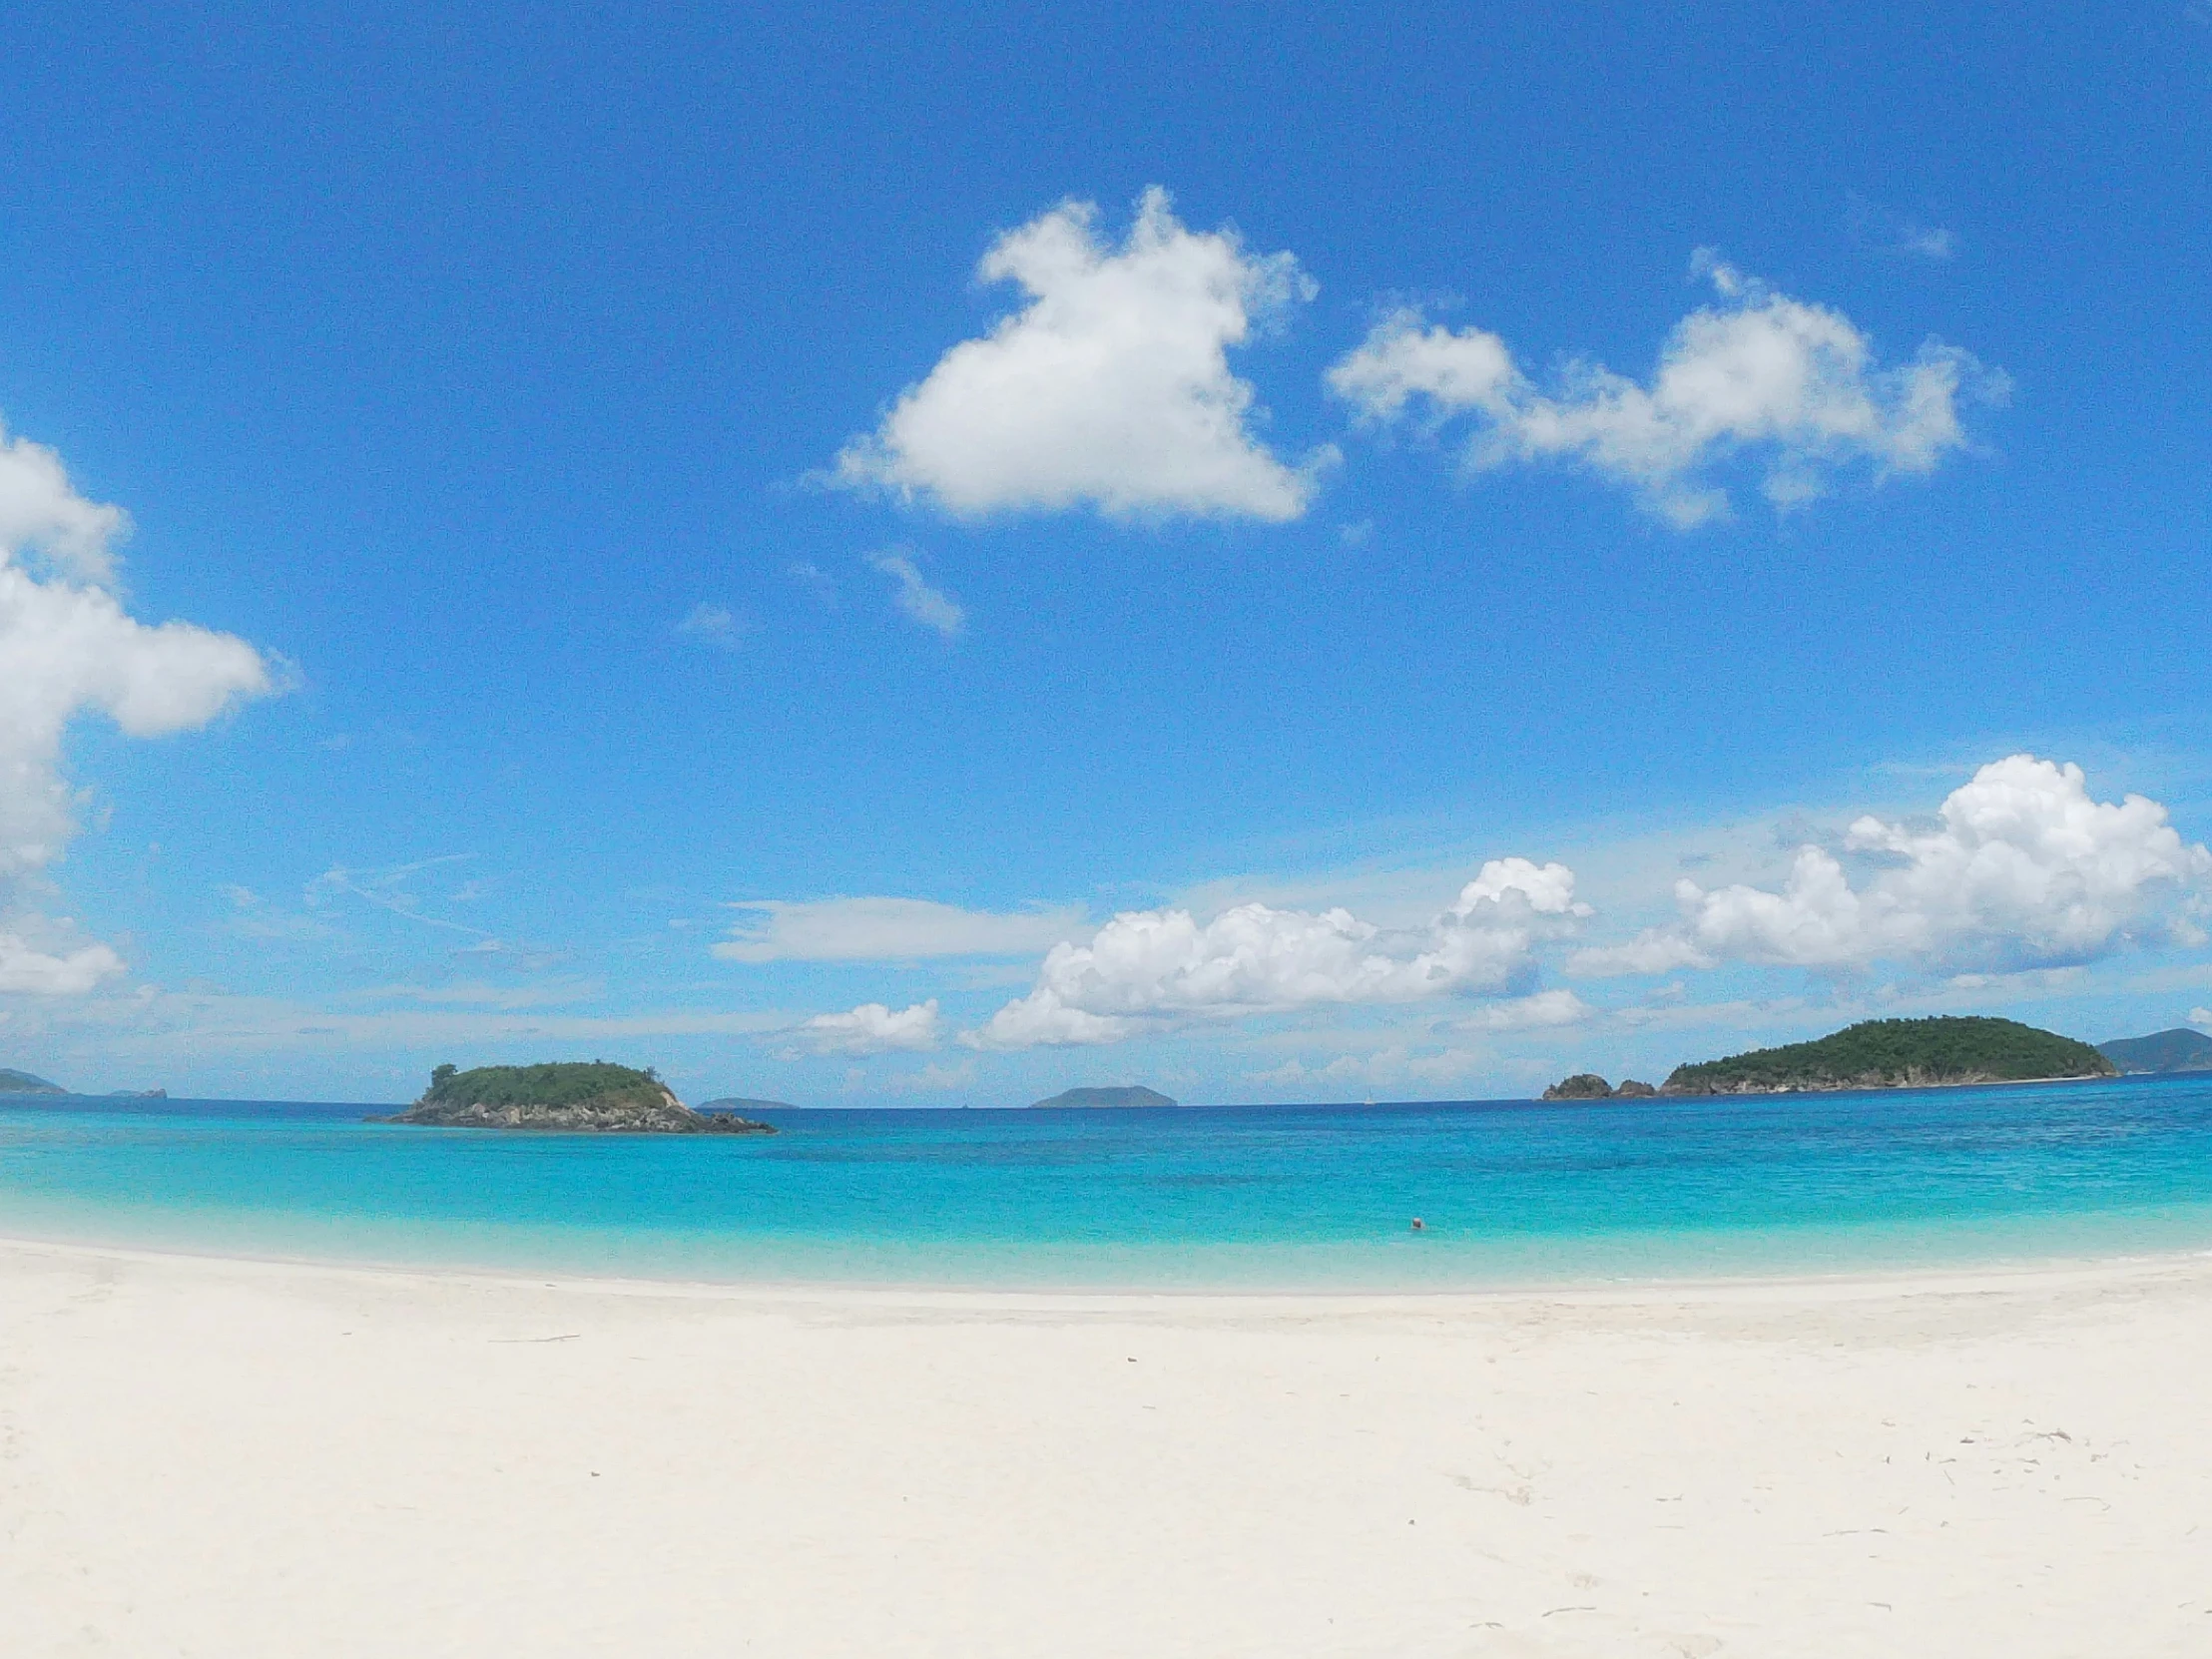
<box><xmin>1029</xmin><ymin>1085</ymin><xmax>1178</xmax><ymax>1109</ymax></box>
<box><xmin>1660</xmin><ymin>1017</ymin><xmax>2114</xmax><ymax>1095</ymax></box>
<box><xmin>2095</xmin><ymin>1027</ymin><xmax>2212</xmax><ymax>1075</ymax></box>
<box><xmin>377</xmin><ymin>1061</ymin><xmax>777</xmax><ymax>1133</ymax></box>
<box><xmin>0</xmin><ymin>1067</ymin><xmax>65</xmax><ymax>1095</ymax></box>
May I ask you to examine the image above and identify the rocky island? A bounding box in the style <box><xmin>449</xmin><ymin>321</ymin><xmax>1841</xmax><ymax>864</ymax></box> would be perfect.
<box><xmin>1029</xmin><ymin>1085</ymin><xmax>1179</xmax><ymax>1109</ymax></box>
<box><xmin>376</xmin><ymin>1062</ymin><xmax>778</xmax><ymax>1133</ymax></box>
<box><xmin>1540</xmin><ymin>1074</ymin><xmax>1657</xmax><ymax>1101</ymax></box>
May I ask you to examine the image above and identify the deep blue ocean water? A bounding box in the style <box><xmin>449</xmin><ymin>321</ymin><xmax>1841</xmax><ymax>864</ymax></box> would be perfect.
<box><xmin>4</xmin><ymin>1076</ymin><xmax>2212</xmax><ymax>1289</ymax></box>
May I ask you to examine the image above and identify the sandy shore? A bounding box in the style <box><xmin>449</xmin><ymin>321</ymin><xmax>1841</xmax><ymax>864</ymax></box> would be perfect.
<box><xmin>4</xmin><ymin>1240</ymin><xmax>2209</xmax><ymax>1657</ymax></box>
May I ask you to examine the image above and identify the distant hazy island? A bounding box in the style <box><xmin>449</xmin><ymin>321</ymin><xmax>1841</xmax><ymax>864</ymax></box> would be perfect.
<box><xmin>2096</xmin><ymin>1028</ymin><xmax>2212</xmax><ymax>1075</ymax></box>
<box><xmin>1542</xmin><ymin>1016</ymin><xmax>2117</xmax><ymax>1100</ymax></box>
<box><xmin>377</xmin><ymin>1062</ymin><xmax>777</xmax><ymax>1133</ymax></box>
<box><xmin>0</xmin><ymin>1067</ymin><xmax>65</xmax><ymax>1095</ymax></box>
<box><xmin>695</xmin><ymin>1095</ymin><xmax>800</xmax><ymax>1114</ymax></box>
<box><xmin>1030</xmin><ymin>1085</ymin><xmax>1179</xmax><ymax>1109</ymax></box>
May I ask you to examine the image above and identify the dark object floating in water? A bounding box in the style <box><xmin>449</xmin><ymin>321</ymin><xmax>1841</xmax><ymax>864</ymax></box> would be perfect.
<box><xmin>1028</xmin><ymin>1085</ymin><xmax>1179</xmax><ymax>1110</ymax></box>
<box><xmin>2095</xmin><ymin>1027</ymin><xmax>2212</xmax><ymax>1075</ymax></box>
<box><xmin>1663</xmin><ymin>1016</ymin><xmax>2115</xmax><ymax>1095</ymax></box>
<box><xmin>0</xmin><ymin>1067</ymin><xmax>66</xmax><ymax>1095</ymax></box>
<box><xmin>372</xmin><ymin>1061</ymin><xmax>777</xmax><ymax>1133</ymax></box>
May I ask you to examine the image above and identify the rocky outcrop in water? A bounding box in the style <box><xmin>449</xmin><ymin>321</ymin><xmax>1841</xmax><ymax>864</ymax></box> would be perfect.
<box><xmin>375</xmin><ymin>1061</ymin><xmax>777</xmax><ymax>1134</ymax></box>
<box><xmin>1540</xmin><ymin>1073</ymin><xmax>1615</xmax><ymax>1100</ymax></box>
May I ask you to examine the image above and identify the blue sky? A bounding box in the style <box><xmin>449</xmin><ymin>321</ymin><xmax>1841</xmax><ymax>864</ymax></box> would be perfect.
<box><xmin>4</xmin><ymin>2</ymin><xmax>2211</xmax><ymax>1103</ymax></box>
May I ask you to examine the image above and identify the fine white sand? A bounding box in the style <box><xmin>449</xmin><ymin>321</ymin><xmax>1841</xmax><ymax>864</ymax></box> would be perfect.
<box><xmin>4</xmin><ymin>1240</ymin><xmax>2210</xmax><ymax>1657</ymax></box>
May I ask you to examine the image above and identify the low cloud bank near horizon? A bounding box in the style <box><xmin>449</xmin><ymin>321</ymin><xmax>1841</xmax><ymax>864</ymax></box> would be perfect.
<box><xmin>792</xmin><ymin>999</ymin><xmax>943</xmax><ymax>1057</ymax></box>
<box><xmin>962</xmin><ymin>858</ymin><xmax>1588</xmax><ymax>1049</ymax></box>
<box><xmin>1574</xmin><ymin>756</ymin><xmax>2210</xmax><ymax>978</ymax></box>
<box><xmin>752</xmin><ymin>756</ymin><xmax>2212</xmax><ymax>1061</ymax></box>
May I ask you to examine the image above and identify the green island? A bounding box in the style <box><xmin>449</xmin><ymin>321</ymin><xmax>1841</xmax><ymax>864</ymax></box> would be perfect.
<box><xmin>1029</xmin><ymin>1085</ymin><xmax>1178</xmax><ymax>1109</ymax></box>
<box><xmin>1660</xmin><ymin>1016</ymin><xmax>2115</xmax><ymax>1095</ymax></box>
<box><xmin>375</xmin><ymin>1061</ymin><xmax>778</xmax><ymax>1133</ymax></box>
<box><xmin>0</xmin><ymin>1067</ymin><xmax>66</xmax><ymax>1095</ymax></box>
<box><xmin>1539</xmin><ymin>1016</ymin><xmax>2118</xmax><ymax>1101</ymax></box>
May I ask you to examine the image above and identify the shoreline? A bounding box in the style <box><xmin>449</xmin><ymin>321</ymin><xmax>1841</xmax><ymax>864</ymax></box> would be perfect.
<box><xmin>1653</xmin><ymin>1068</ymin><xmax>2122</xmax><ymax>1098</ymax></box>
<box><xmin>6</xmin><ymin>1227</ymin><xmax>2211</xmax><ymax>1307</ymax></box>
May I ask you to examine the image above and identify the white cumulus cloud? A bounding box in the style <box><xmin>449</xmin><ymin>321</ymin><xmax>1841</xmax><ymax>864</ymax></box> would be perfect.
<box><xmin>834</xmin><ymin>188</ymin><xmax>1321</xmax><ymax>522</ymax></box>
<box><xmin>0</xmin><ymin>418</ymin><xmax>273</xmax><ymax>991</ymax></box>
<box><xmin>1581</xmin><ymin>757</ymin><xmax>2209</xmax><ymax>976</ymax></box>
<box><xmin>964</xmin><ymin>857</ymin><xmax>1586</xmax><ymax>1050</ymax></box>
<box><xmin>794</xmin><ymin>999</ymin><xmax>943</xmax><ymax>1056</ymax></box>
<box><xmin>716</xmin><ymin>897</ymin><xmax>1087</xmax><ymax>962</ymax></box>
<box><xmin>1328</xmin><ymin>257</ymin><xmax>2001</xmax><ymax>526</ymax></box>
<box><xmin>865</xmin><ymin>549</ymin><xmax>964</xmax><ymax>638</ymax></box>
<box><xmin>0</xmin><ymin>423</ymin><xmax>130</xmax><ymax>582</ymax></box>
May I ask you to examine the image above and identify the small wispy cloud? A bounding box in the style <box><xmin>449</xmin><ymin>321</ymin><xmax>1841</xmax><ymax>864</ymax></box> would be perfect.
<box><xmin>1846</xmin><ymin>194</ymin><xmax>1956</xmax><ymax>261</ymax></box>
<box><xmin>675</xmin><ymin>602</ymin><xmax>754</xmax><ymax>650</ymax></box>
<box><xmin>308</xmin><ymin>856</ymin><xmax>494</xmax><ymax>939</ymax></box>
<box><xmin>348</xmin><ymin>978</ymin><xmax>605</xmax><ymax>1010</ymax></box>
<box><xmin>716</xmin><ymin>896</ymin><xmax>1082</xmax><ymax>962</ymax></box>
<box><xmin>866</xmin><ymin>548</ymin><xmax>965</xmax><ymax>638</ymax></box>
<box><xmin>789</xmin><ymin>561</ymin><xmax>839</xmax><ymax>607</ymax></box>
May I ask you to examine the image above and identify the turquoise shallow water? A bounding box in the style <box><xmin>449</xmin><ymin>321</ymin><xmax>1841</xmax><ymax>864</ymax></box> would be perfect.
<box><xmin>4</xmin><ymin>1076</ymin><xmax>2212</xmax><ymax>1289</ymax></box>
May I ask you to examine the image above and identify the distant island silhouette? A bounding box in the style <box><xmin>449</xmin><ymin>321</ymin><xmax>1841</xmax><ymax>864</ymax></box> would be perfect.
<box><xmin>2096</xmin><ymin>1027</ymin><xmax>2212</xmax><ymax>1075</ymax></box>
<box><xmin>1029</xmin><ymin>1085</ymin><xmax>1178</xmax><ymax>1110</ymax></box>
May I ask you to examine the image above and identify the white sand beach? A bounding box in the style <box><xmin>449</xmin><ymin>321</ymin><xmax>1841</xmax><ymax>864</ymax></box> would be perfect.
<box><xmin>4</xmin><ymin>1239</ymin><xmax>2209</xmax><ymax>1658</ymax></box>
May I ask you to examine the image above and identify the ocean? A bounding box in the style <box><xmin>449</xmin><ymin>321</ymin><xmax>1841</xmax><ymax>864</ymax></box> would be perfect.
<box><xmin>4</xmin><ymin>1075</ymin><xmax>2211</xmax><ymax>1289</ymax></box>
